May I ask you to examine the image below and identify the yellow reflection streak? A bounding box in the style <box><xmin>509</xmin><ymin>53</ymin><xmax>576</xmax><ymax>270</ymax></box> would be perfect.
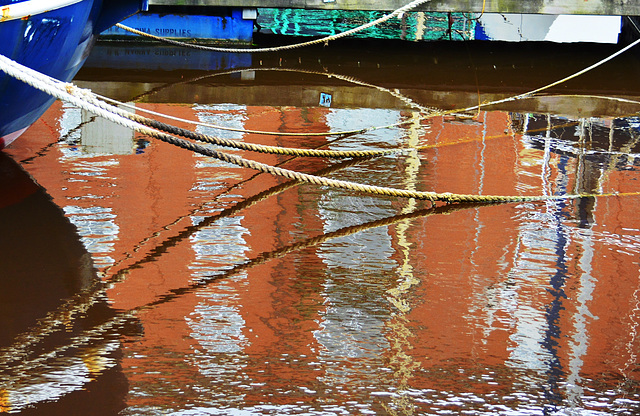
<box><xmin>384</xmin><ymin>111</ymin><xmax>423</xmax><ymax>415</ymax></box>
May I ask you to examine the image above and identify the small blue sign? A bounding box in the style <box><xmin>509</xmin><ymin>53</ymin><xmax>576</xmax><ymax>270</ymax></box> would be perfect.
<box><xmin>319</xmin><ymin>92</ymin><xmax>332</xmax><ymax>107</ymax></box>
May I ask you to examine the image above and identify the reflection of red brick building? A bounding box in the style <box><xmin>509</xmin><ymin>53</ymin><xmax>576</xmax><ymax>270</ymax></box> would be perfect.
<box><xmin>6</xmin><ymin>102</ymin><xmax>640</xmax><ymax>411</ymax></box>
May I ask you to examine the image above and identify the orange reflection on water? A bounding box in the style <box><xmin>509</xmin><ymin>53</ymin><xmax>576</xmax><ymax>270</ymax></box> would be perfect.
<box><xmin>3</xmin><ymin>98</ymin><xmax>640</xmax><ymax>414</ymax></box>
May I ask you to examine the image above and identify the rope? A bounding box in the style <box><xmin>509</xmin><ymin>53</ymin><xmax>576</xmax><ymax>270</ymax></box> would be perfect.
<box><xmin>103</xmin><ymin>35</ymin><xmax>640</xmax><ymax>145</ymax></box>
<box><xmin>0</xmin><ymin>201</ymin><xmax>465</xmax><ymax>375</ymax></box>
<box><xmin>0</xmin><ymin>52</ymin><xmax>589</xmax><ymax>204</ymax></box>
<box><xmin>97</xmin><ymin>66</ymin><xmax>442</xmax><ymax>138</ymax></box>
<box><xmin>95</xmin><ymin>99</ymin><xmax>402</xmax><ymax>159</ymax></box>
<box><xmin>463</xmin><ymin>0</ymin><xmax>486</xmax><ymax>22</ymax></box>
<box><xmin>118</xmin><ymin>110</ymin><xmax>400</xmax><ymax>159</ymax></box>
<box><xmin>475</xmin><ymin>37</ymin><xmax>640</xmax><ymax>108</ymax></box>
<box><xmin>115</xmin><ymin>0</ymin><xmax>434</xmax><ymax>53</ymax></box>
<box><xmin>4</xmin><ymin>31</ymin><xmax>640</xmax><ymax>202</ymax></box>
<box><xmin>6</xmin><ymin>57</ymin><xmax>399</xmax><ymax>158</ymax></box>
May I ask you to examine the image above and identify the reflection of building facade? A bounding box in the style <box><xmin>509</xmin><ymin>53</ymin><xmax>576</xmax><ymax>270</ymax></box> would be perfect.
<box><xmin>5</xmin><ymin>100</ymin><xmax>640</xmax><ymax>413</ymax></box>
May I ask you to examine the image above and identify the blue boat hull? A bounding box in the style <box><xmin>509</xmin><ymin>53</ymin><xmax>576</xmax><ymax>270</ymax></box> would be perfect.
<box><xmin>0</xmin><ymin>0</ymin><xmax>146</xmax><ymax>148</ymax></box>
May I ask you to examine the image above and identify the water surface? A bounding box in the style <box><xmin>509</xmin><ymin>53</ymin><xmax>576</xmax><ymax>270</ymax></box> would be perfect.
<box><xmin>2</xmin><ymin>39</ymin><xmax>640</xmax><ymax>415</ymax></box>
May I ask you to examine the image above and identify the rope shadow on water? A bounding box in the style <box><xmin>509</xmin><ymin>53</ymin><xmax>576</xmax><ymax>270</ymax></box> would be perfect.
<box><xmin>0</xmin><ymin>187</ymin><xmax>495</xmax><ymax>376</ymax></box>
<box><xmin>139</xmin><ymin>201</ymin><xmax>499</xmax><ymax>312</ymax></box>
<box><xmin>102</xmin><ymin>155</ymin><xmax>368</xmax><ymax>283</ymax></box>
<box><xmin>0</xmin><ymin>152</ymin><xmax>372</xmax><ymax>369</ymax></box>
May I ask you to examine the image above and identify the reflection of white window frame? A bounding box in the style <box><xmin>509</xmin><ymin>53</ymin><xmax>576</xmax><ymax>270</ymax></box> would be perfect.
<box><xmin>81</xmin><ymin>104</ymin><xmax>136</xmax><ymax>155</ymax></box>
<box><xmin>59</xmin><ymin>102</ymin><xmax>137</xmax><ymax>155</ymax></box>
<box><xmin>187</xmin><ymin>218</ymin><xmax>250</xmax><ymax>366</ymax></box>
<box><xmin>194</xmin><ymin>103</ymin><xmax>247</xmax><ymax>141</ymax></box>
<box><xmin>193</xmin><ymin>104</ymin><xmax>248</xmax><ymax>171</ymax></box>
<box><xmin>314</xmin><ymin>109</ymin><xmax>401</xmax><ymax>378</ymax></box>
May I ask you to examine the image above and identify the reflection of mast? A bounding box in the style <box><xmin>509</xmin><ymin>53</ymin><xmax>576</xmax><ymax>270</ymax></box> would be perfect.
<box><xmin>620</xmin><ymin>282</ymin><xmax>640</xmax><ymax>387</ymax></box>
<box><xmin>543</xmin><ymin>119</ymin><xmax>595</xmax><ymax>415</ymax></box>
<box><xmin>541</xmin><ymin>114</ymin><xmax>553</xmax><ymax>196</ymax></box>
<box><xmin>503</xmin><ymin>123</ymin><xmax>571</xmax><ymax>412</ymax></box>
<box><xmin>540</xmin><ymin>121</ymin><xmax>597</xmax><ymax>411</ymax></box>
<box><xmin>384</xmin><ymin>111</ymin><xmax>423</xmax><ymax>415</ymax></box>
<box><xmin>542</xmin><ymin>151</ymin><xmax>573</xmax><ymax>414</ymax></box>
<box><xmin>574</xmin><ymin>118</ymin><xmax>597</xmax><ymax>227</ymax></box>
<box><xmin>543</xmin><ymin>196</ymin><xmax>569</xmax><ymax>414</ymax></box>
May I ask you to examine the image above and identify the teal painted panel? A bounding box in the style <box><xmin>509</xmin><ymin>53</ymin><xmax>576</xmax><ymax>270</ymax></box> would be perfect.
<box><xmin>256</xmin><ymin>9</ymin><xmax>476</xmax><ymax>41</ymax></box>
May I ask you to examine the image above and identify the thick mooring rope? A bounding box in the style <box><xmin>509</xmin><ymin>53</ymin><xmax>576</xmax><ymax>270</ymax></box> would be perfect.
<box><xmin>128</xmin><ymin>113</ymin><xmax>400</xmax><ymax>158</ymax></box>
<box><xmin>470</xmin><ymin>38</ymin><xmax>640</xmax><ymax>110</ymax></box>
<box><xmin>0</xmin><ymin>53</ymin><xmax>587</xmax><ymax>204</ymax></box>
<box><xmin>116</xmin><ymin>0</ymin><xmax>434</xmax><ymax>53</ymax></box>
<box><xmin>7</xmin><ymin>56</ymin><xmax>400</xmax><ymax>158</ymax></box>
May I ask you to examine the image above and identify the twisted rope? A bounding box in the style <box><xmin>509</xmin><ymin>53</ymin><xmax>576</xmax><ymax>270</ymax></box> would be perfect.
<box><xmin>128</xmin><ymin>113</ymin><xmax>400</xmax><ymax>158</ymax></box>
<box><xmin>4</xmin><ymin>55</ymin><xmax>400</xmax><ymax>158</ymax></box>
<box><xmin>116</xmin><ymin>0</ymin><xmax>434</xmax><ymax>53</ymax></box>
<box><xmin>101</xmin><ymin>32</ymin><xmax>640</xmax><ymax>148</ymax></box>
<box><xmin>0</xmin><ymin>53</ymin><xmax>600</xmax><ymax>204</ymax></box>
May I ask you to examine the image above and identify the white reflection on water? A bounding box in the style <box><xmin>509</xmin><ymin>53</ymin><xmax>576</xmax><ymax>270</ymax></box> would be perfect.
<box><xmin>187</xmin><ymin>215</ymin><xmax>250</xmax><ymax>379</ymax></box>
<box><xmin>188</xmin><ymin>286</ymin><xmax>250</xmax><ymax>356</ymax></box>
<box><xmin>325</xmin><ymin>108</ymin><xmax>405</xmax><ymax>152</ymax></box>
<box><xmin>189</xmin><ymin>216</ymin><xmax>250</xmax><ymax>277</ymax></box>
<box><xmin>195</xmin><ymin>104</ymin><xmax>247</xmax><ymax>141</ymax></box>
<box><xmin>564</xmin><ymin>226</ymin><xmax>595</xmax><ymax>410</ymax></box>
<box><xmin>63</xmin><ymin>205</ymin><xmax>119</xmax><ymax>267</ymax></box>
<box><xmin>313</xmin><ymin>108</ymin><xmax>405</xmax><ymax>395</ymax></box>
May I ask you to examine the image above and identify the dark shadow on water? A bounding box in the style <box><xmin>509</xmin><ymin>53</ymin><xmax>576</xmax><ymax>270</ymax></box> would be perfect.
<box><xmin>0</xmin><ymin>152</ymin><xmax>139</xmax><ymax>415</ymax></box>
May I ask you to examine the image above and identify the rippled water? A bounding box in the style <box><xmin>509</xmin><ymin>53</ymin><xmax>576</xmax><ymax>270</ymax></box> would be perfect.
<box><xmin>2</xmin><ymin>39</ymin><xmax>640</xmax><ymax>415</ymax></box>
